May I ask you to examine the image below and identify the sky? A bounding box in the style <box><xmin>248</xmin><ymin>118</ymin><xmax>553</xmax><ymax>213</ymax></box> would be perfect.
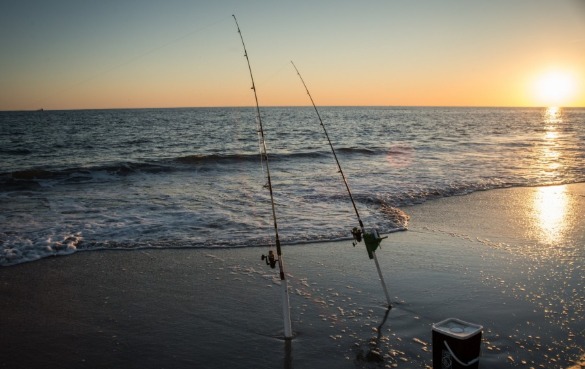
<box><xmin>1</xmin><ymin>0</ymin><xmax>584</xmax><ymax>110</ymax></box>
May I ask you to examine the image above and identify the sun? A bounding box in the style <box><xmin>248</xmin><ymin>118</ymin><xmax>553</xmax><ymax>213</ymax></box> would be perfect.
<box><xmin>533</xmin><ymin>70</ymin><xmax>576</xmax><ymax>107</ymax></box>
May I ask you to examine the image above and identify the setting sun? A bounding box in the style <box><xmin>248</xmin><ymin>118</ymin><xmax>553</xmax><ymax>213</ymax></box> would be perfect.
<box><xmin>533</xmin><ymin>70</ymin><xmax>577</xmax><ymax>107</ymax></box>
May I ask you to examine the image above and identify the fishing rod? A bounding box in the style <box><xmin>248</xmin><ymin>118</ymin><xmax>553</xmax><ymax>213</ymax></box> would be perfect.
<box><xmin>233</xmin><ymin>15</ymin><xmax>293</xmax><ymax>339</ymax></box>
<box><xmin>291</xmin><ymin>61</ymin><xmax>391</xmax><ymax>307</ymax></box>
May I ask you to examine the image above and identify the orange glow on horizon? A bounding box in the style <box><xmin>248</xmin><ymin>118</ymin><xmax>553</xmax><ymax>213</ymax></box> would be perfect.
<box><xmin>5</xmin><ymin>64</ymin><xmax>585</xmax><ymax>111</ymax></box>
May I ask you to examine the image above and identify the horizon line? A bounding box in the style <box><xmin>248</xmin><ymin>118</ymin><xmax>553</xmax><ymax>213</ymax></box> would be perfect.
<box><xmin>2</xmin><ymin>104</ymin><xmax>583</xmax><ymax>113</ymax></box>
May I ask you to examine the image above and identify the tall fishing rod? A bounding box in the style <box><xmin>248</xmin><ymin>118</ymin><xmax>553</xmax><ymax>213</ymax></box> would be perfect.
<box><xmin>291</xmin><ymin>61</ymin><xmax>391</xmax><ymax>307</ymax></box>
<box><xmin>233</xmin><ymin>15</ymin><xmax>293</xmax><ymax>339</ymax></box>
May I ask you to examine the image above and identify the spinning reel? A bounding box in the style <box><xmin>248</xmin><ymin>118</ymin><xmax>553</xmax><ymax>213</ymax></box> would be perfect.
<box><xmin>261</xmin><ymin>250</ymin><xmax>278</xmax><ymax>269</ymax></box>
<box><xmin>351</xmin><ymin>227</ymin><xmax>363</xmax><ymax>245</ymax></box>
<box><xmin>351</xmin><ymin>227</ymin><xmax>387</xmax><ymax>259</ymax></box>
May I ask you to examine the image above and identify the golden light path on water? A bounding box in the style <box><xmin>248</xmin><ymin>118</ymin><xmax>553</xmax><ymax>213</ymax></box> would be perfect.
<box><xmin>494</xmin><ymin>109</ymin><xmax>583</xmax><ymax>368</ymax></box>
<box><xmin>525</xmin><ymin>107</ymin><xmax>576</xmax><ymax>255</ymax></box>
<box><xmin>535</xmin><ymin>108</ymin><xmax>562</xmax><ymax>244</ymax></box>
<box><xmin>540</xmin><ymin>107</ymin><xmax>563</xmax><ymax>178</ymax></box>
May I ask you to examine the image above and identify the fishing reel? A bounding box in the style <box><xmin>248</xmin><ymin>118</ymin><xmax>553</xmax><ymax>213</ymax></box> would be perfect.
<box><xmin>261</xmin><ymin>250</ymin><xmax>277</xmax><ymax>269</ymax></box>
<box><xmin>351</xmin><ymin>227</ymin><xmax>363</xmax><ymax>246</ymax></box>
<box><xmin>352</xmin><ymin>227</ymin><xmax>387</xmax><ymax>260</ymax></box>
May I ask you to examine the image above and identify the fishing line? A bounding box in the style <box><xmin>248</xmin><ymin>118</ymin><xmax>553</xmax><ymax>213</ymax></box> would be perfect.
<box><xmin>290</xmin><ymin>61</ymin><xmax>363</xmax><ymax>229</ymax></box>
<box><xmin>257</xmin><ymin>61</ymin><xmax>292</xmax><ymax>90</ymax></box>
<box><xmin>233</xmin><ymin>14</ymin><xmax>293</xmax><ymax>339</ymax></box>
<box><xmin>291</xmin><ymin>60</ymin><xmax>392</xmax><ymax>307</ymax></box>
<box><xmin>233</xmin><ymin>16</ymin><xmax>281</xmax><ymax>263</ymax></box>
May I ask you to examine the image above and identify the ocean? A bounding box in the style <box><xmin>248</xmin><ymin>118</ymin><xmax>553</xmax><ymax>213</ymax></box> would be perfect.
<box><xmin>1</xmin><ymin>106</ymin><xmax>584</xmax><ymax>266</ymax></box>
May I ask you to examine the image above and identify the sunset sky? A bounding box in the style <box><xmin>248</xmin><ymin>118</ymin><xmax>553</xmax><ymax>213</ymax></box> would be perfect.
<box><xmin>1</xmin><ymin>0</ymin><xmax>584</xmax><ymax>111</ymax></box>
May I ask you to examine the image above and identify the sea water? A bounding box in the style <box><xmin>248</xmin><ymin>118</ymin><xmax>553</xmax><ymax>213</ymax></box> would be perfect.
<box><xmin>1</xmin><ymin>107</ymin><xmax>584</xmax><ymax>266</ymax></box>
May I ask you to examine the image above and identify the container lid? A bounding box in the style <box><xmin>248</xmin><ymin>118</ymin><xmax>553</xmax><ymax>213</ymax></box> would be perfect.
<box><xmin>432</xmin><ymin>318</ymin><xmax>483</xmax><ymax>339</ymax></box>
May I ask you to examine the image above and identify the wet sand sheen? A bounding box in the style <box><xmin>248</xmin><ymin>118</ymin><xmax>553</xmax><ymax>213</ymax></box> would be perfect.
<box><xmin>1</xmin><ymin>183</ymin><xmax>584</xmax><ymax>368</ymax></box>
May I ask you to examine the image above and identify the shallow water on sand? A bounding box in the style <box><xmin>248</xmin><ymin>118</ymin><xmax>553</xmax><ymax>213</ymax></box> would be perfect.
<box><xmin>2</xmin><ymin>227</ymin><xmax>581</xmax><ymax>369</ymax></box>
<box><xmin>403</xmin><ymin>184</ymin><xmax>585</xmax><ymax>368</ymax></box>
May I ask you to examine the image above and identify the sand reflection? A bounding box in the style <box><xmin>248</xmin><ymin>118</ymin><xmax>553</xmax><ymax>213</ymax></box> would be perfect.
<box><xmin>532</xmin><ymin>185</ymin><xmax>569</xmax><ymax>244</ymax></box>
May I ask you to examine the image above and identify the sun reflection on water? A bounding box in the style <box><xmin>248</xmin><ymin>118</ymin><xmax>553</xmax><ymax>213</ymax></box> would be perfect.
<box><xmin>537</xmin><ymin>107</ymin><xmax>565</xmax><ymax>182</ymax></box>
<box><xmin>543</xmin><ymin>106</ymin><xmax>562</xmax><ymax>124</ymax></box>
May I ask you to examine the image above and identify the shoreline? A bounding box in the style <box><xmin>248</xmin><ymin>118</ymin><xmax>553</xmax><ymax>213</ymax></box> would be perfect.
<box><xmin>1</xmin><ymin>184</ymin><xmax>584</xmax><ymax>368</ymax></box>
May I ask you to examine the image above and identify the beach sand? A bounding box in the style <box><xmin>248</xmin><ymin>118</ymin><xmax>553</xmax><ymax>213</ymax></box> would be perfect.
<box><xmin>1</xmin><ymin>184</ymin><xmax>584</xmax><ymax>368</ymax></box>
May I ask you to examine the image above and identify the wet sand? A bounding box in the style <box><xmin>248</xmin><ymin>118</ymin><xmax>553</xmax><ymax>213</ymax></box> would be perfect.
<box><xmin>1</xmin><ymin>184</ymin><xmax>584</xmax><ymax>368</ymax></box>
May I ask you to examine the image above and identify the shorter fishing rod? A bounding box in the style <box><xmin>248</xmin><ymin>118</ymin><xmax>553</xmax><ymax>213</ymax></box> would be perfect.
<box><xmin>233</xmin><ymin>15</ymin><xmax>293</xmax><ymax>339</ymax></box>
<box><xmin>291</xmin><ymin>61</ymin><xmax>391</xmax><ymax>307</ymax></box>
